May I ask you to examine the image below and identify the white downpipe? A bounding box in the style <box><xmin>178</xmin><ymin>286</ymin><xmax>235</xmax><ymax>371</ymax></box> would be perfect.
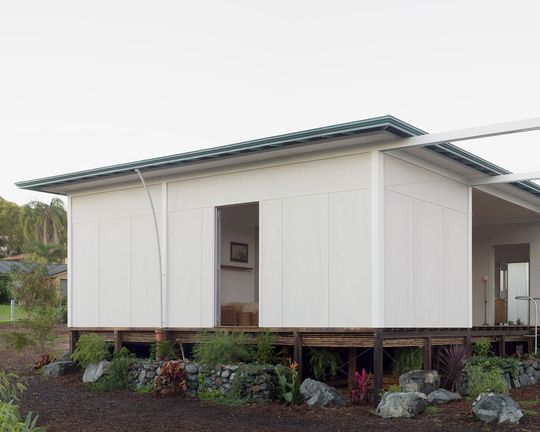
<box><xmin>135</xmin><ymin>169</ymin><xmax>165</xmax><ymax>328</ymax></box>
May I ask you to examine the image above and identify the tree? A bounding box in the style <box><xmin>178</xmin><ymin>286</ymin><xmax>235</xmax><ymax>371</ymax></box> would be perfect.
<box><xmin>3</xmin><ymin>255</ymin><xmax>60</xmax><ymax>359</ymax></box>
<box><xmin>22</xmin><ymin>198</ymin><xmax>66</xmax><ymax>246</ymax></box>
<box><xmin>0</xmin><ymin>197</ymin><xmax>24</xmax><ymax>258</ymax></box>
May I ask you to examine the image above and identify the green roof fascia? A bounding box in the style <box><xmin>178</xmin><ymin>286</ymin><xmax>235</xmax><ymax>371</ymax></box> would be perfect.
<box><xmin>15</xmin><ymin>115</ymin><xmax>421</xmax><ymax>192</ymax></box>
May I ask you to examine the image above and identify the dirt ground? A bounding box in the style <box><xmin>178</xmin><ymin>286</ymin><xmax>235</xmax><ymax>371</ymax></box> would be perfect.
<box><xmin>2</xmin><ymin>324</ymin><xmax>540</xmax><ymax>432</ymax></box>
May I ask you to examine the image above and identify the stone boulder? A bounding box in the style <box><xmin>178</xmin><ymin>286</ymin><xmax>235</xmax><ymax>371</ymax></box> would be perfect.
<box><xmin>83</xmin><ymin>360</ymin><xmax>111</xmax><ymax>383</ymax></box>
<box><xmin>376</xmin><ymin>392</ymin><xmax>427</xmax><ymax>418</ymax></box>
<box><xmin>399</xmin><ymin>370</ymin><xmax>440</xmax><ymax>395</ymax></box>
<box><xmin>472</xmin><ymin>393</ymin><xmax>523</xmax><ymax>424</ymax></box>
<box><xmin>299</xmin><ymin>378</ymin><xmax>345</xmax><ymax>407</ymax></box>
<box><xmin>43</xmin><ymin>361</ymin><xmax>77</xmax><ymax>378</ymax></box>
<box><xmin>427</xmin><ymin>388</ymin><xmax>461</xmax><ymax>404</ymax></box>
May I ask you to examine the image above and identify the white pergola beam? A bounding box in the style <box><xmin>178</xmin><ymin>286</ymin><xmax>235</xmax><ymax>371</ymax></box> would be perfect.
<box><xmin>378</xmin><ymin>117</ymin><xmax>540</xmax><ymax>151</ymax></box>
<box><xmin>469</xmin><ymin>170</ymin><xmax>540</xmax><ymax>186</ymax></box>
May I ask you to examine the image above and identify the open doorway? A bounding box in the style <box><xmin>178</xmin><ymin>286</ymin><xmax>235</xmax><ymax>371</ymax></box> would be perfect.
<box><xmin>493</xmin><ymin>244</ymin><xmax>530</xmax><ymax>325</ymax></box>
<box><xmin>216</xmin><ymin>202</ymin><xmax>259</xmax><ymax>327</ymax></box>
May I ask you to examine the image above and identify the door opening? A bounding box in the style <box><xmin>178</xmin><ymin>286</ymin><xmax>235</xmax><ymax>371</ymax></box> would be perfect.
<box><xmin>493</xmin><ymin>244</ymin><xmax>530</xmax><ymax>325</ymax></box>
<box><xmin>216</xmin><ymin>202</ymin><xmax>259</xmax><ymax>327</ymax></box>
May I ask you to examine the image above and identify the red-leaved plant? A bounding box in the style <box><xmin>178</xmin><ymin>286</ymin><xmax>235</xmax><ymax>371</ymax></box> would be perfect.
<box><xmin>351</xmin><ymin>368</ymin><xmax>372</xmax><ymax>405</ymax></box>
<box><xmin>153</xmin><ymin>361</ymin><xmax>187</xmax><ymax>396</ymax></box>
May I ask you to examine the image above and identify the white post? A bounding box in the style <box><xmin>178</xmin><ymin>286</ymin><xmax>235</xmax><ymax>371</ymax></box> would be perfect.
<box><xmin>515</xmin><ymin>296</ymin><xmax>539</xmax><ymax>355</ymax></box>
<box><xmin>10</xmin><ymin>299</ymin><xmax>15</xmax><ymax>322</ymax></box>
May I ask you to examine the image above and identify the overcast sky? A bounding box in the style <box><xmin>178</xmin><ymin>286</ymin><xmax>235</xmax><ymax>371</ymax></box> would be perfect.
<box><xmin>1</xmin><ymin>1</ymin><xmax>540</xmax><ymax>205</ymax></box>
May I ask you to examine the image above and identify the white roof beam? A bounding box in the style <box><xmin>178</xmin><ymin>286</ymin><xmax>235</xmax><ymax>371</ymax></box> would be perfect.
<box><xmin>469</xmin><ymin>170</ymin><xmax>540</xmax><ymax>186</ymax></box>
<box><xmin>378</xmin><ymin>117</ymin><xmax>540</xmax><ymax>151</ymax></box>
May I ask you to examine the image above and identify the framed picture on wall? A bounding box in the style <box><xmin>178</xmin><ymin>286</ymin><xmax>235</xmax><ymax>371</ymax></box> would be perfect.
<box><xmin>230</xmin><ymin>242</ymin><xmax>248</xmax><ymax>263</ymax></box>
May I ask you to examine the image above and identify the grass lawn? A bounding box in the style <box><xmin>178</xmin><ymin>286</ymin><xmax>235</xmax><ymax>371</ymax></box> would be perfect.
<box><xmin>0</xmin><ymin>304</ymin><xmax>27</xmax><ymax>322</ymax></box>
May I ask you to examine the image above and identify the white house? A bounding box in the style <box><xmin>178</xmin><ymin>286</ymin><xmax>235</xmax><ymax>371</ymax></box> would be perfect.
<box><xmin>17</xmin><ymin>116</ymin><xmax>540</xmax><ymax>334</ymax></box>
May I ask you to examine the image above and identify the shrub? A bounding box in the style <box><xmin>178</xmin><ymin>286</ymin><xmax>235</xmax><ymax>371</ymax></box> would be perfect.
<box><xmin>274</xmin><ymin>360</ymin><xmax>301</xmax><ymax>404</ymax></box>
<box><xmin>193</xmin><ymin>332</ymin><xmax>252</xmax><ymax>367</ymax></box>
<box><xmin>154</xmin><ymin>361</ymin><xmax>187</xmax><ymax>396</ymax></box>
<box><xmin>351</xmin><ymin>369</ymin><xmax>372</xmax><ymax>405</ymax></box>
<box><xmin>72</xmin><ymin>334</ymin><xmax>110</xmax><ymax>368</ymax></box>
<box><xmin>467</xmin><ymin>355</ymin><xmax>521</xmax><ymax>381</ymax></box>
<box><xmin>439</xmin><ymin>345</ymin><xmax>470</xmax><ymax>392</ymax></box>
<box><xmin>465</xmin><ymin>365</ymin><xmax>508</xmax><ymax>399</ymax></box>
<box><xmin>308</xmin><ymin>348</ymin><xmax>340</xmax><ymax>381</ymax></box>
<box><xmin>0</xmin><ymin>275</ymin><xmax>11</xmax><ymax>304</ymax></box>
<box><xmin>89</xmin><ymin>348</ymin><xmax>135</xmax><ymax>392</ymax></box>
<box><xmin>0</xmin><ymin>402</ymin><xmax>43</xmax><ymax>431</ymax></box>
<box><xmin>392</xmin><ymin>348</ymin><xmax>423</xmax><ymax>376</ymax></box>
<box><xmin>150</xmin><ymin>340</ymin><xmax>178</xmax><ymax>361</ymax></box>
<box><xmin>3</xmin><ymin>305</ymin><xmax>61</xmax><ymax>358</ymax></box>
<box><xmin>253</xmin><ymin>332</ymin><xmax>280</xmax><ymax>365</ymax></box>
<box><xmin>0</xmin><ymin>371</ymin><xmax>26</xmax><ymax>403</ymax></box>
<box><xmin>473</xmin><ymin>338</ymin><xmax>492</xmax><ymax>357</ymax></box>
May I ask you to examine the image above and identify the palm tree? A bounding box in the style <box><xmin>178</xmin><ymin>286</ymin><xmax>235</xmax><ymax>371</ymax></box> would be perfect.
<box><xmin>22</xmin><ymin>198</ymin><xmax>67</xmax><ymax>246</ymax></box>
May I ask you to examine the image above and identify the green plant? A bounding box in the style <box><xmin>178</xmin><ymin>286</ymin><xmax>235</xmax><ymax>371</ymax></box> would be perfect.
<box><xmin>473</xmin><ymin>338</ymin><xmax>492</xmax><ymax>357</ymax></box>
<box><xmin>72</xmin><ymin>333</ymin><xmax>110</xmax><ymax>368</ymax></box>
<box><xmin>0</xmin><ymin>372</ymin><xmax>26</xmax><ymax>403</ymax></box>
<box><xmin>135</xmin><ymin>384</ymin><xmax>154</xmax><ymax>394</ymax></box>
<box><xmin>308</xmin><ymin>348</ymin><xmax>340</xmax><ymax>381</ymax></box>
<box><xmin>386</xmin><ymin>384</ymin><xmax>400</xmax><ymax>393</ymax></box>
<box><xmin>465</xmin><ymin>365</ymin><xmax>508</xmax><ymax>399</ymax></box>
<box><xmin>439</xmin><ymin>345</ymin><xmax>470</xmax><ymax>392</ymax></box>
<box><xmin>3</xmin><ymin>305</ymin><xmax>61</xmax><ymax>358</ymax></box>
<box><xmin>516</xmin><ymin>318</ymin><xmax>523</xmax><ymax>326</ymax></box>
<box><xmin>274</xmin><ymin>360</ymin><xmax>301</xmax><ymax>404</ymax></box>
<box><xmin>89</xmin><ymin>355</ymin><xmax>133</xmax><ymax>392</ymax></box>
<box><xmin>193</xmin><ymin>331</ymin><xmax>252</xmax><ymax>367</ymax></box>
<box><xmin>150</xmin><ymin>340</ymin><xmax>178</xmax><ymax>361</ymax></box>
<box><xmin>507</xmin><ymin>320</ymin><xmax>515</xmax><ymax>326</ymax></box>
<box><xmin>425</xmin><ymin>406</ymin><xmax>441</xmax><ymax>414</ymax></box>
<box><xmin>153</xmin><ymin>361</ymin><xmax>187</xmax><ymax>396</ymax></box>
<box><xmin>392</xmin><ymin>348</ymin><xmax>423</xmax><ymax>376</ymax></box>
<box><xmin>467</xmin><ymin>355</ymin><xmax>521</xmax><ymax>381</ymax></box>
<box><xmin>253</xmin><ymin>332</ymin><xmax>280</xmax><ymax>365</ymax></box>
<box><xmin>7</xmin><ymin>255</ymin><xmax>58</xmax><ymax>314</ymax></box>
<box><xmin>0</xmin><ymin>275</ymin><xmax>12</xmax><ymax>304</ymax></box>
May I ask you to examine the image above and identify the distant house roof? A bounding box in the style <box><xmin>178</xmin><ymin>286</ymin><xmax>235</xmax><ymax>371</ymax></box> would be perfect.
<box><xmin>0</xmin><ymin>260</ymin><xmax>67</xmax><ymax>277</ymax></box>
<box><xmin>15</xmin><ymin>115</ymin><xmax>540</xmax><ymax>199</ymax></box>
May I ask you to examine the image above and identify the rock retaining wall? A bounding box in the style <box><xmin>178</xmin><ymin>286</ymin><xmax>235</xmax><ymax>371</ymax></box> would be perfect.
<box><xmin>127</xmin><ymin>360</ymin><xmax>278</xmax><ymax>401</ymax></box>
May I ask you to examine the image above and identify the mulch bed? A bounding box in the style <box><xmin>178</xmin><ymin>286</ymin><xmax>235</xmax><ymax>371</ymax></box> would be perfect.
<box><xmin>16</xmin><ymin>371</ymin><xmax>540</xmax><ymax>432</ymax></box>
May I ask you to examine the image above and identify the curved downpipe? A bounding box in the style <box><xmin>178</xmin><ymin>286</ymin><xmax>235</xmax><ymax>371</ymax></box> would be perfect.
<box><xmin>135</xmin><ymin>169</ymin><xmax>165</xmax><ymax>328</ymax></box>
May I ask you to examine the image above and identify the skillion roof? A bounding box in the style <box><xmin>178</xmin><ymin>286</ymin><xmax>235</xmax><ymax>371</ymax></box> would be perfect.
<box><xmin>16</xmin><ymin>115</ymin><xmax>540</xmax><ymax>198</ymax></box>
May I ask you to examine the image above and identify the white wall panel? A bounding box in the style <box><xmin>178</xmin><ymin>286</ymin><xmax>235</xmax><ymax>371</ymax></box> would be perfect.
<box><xmin>385</xmin><ymin>155</ymin><xmax>468</xmax><ymax>213</ymax></box>
<box><xmin>99</xmin><ymin>218</ymin><xmax>131</xmax><ymax>327</ymax></box>
<box><xmin>282</xmin><ymin>194</ymin><xmax>329</xmax><ymax>327</ymax></box>
<box><xmin>443</xmin><ymin>208</ymin><xmax>469</xmax><ymax>326</ymax></box>
<box><xmin>260</xmin><ymin>199</ymin><xmax>282</xmax><ymax>327</ymax></box>
<box><xmin>71</xmin><ymin>221</ymin><xmax>99</xmax><ymax>327</ymax></box>
<box><xmin>131</xmin><ymin>214</ymin><xmax>161</xmax><ymax>327</ymax></box>
<box><xmin>167</xmin><ymin>154</ymin><xmax>370</xmax><ymax>211</ymax></box>
<box><xmin>413</xmin><ymin>200</ymin><xmax>444</xmax><ymax>327</ymax></box>
<box><xmin>384</xmin><ymin>191</ymin><xmax>414</xmax><ymax>327</ymax></box>
<box><xmin>167</xmin><ymin>209</ymin><xmax>202</xmax><ymax>327</ymax></box>
<box><xmin>328</xmin><ymin>190</ymin><xmax>371</xmax><ymax>327</ymax></box>
<box><xmin>201</xmin><ymin>207</ymin><xmax>216</xmax><ymax>327</ymax></box>
<box><xmin>72</xmin><ymin>185</ymin><xmax>161</xmax><ymax>223</ymax></box>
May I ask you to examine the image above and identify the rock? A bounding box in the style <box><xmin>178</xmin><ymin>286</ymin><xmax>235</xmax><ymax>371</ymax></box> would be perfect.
<box><xmin>83</xmin><ymin>360</ymin><xmax>111</xmax><ymax>383</ymax></box>
<box><xmin>299</xmin><ymin>378</ymin><xmax>345</xmax><ymax>407</ymax></box>
<box><xmin>519</xmin><ymin>373</ymin><xmax>530</xmax><ymax>387</ymax></box>
<box><xmin>427</xmin><ymin>388</ymin><xmax>462</xmax><ymax>404</ymax></box>
<box><xmin>146</xmin><ymin>371</ymin><xmax>156</xmax><ymax>379</ymax></box>
<box><xmin>43</xmin><ymin>361</ymin><xmax>77</xmax><ymax>378</ymax></box>
<box><xmin>185</xmin><ymin>364</ymin><xmax>198</xmax><ymax>374</ymax></box>
<box><xmin>527</xmin><ymin>367</ymin><xmax>536</xmax><ymax>377</ymax></box>
<box><xmin>399</xmin><ymin>370</ymin><xmax>440</xmax><ymax>395</ymax></box>
<box><xmin>472</xmin><ymin>393</ymin><xmax>523</xmax><ymax>424</ymax></box>
<box><xmin>221</xmin><ymin>370</ymin><xmax>230</xmax><ymax>379</ymax></box>
<box><xmin>376</xmin><ymin>392</ymin><xmax>427</xmax><ymax>418</ymax></box>
<box><xmin>503</xmin><ymin>373</ymin><xmax>512</xmax><ymax>389</ymax></box>
<box><xmin>59</xmin><ymin>352</ymin><xmax>71</xmax><ymax>362</ymax></box>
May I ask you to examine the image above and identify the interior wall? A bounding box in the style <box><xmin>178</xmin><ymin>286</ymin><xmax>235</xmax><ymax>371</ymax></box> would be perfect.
<box><xmin>383</xmin><ymin>154</ymin><xmax>470</xmax><ymax>328</ymax></box>
<box><xmin>219</xmin><ymin>204</ymin><xmax>258</xmax><ymax>305</ymax></box>
<box><xmin>473</xmin><ymin>223</ymin><xmax>540</xmax><ymax>325</ymax></box>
